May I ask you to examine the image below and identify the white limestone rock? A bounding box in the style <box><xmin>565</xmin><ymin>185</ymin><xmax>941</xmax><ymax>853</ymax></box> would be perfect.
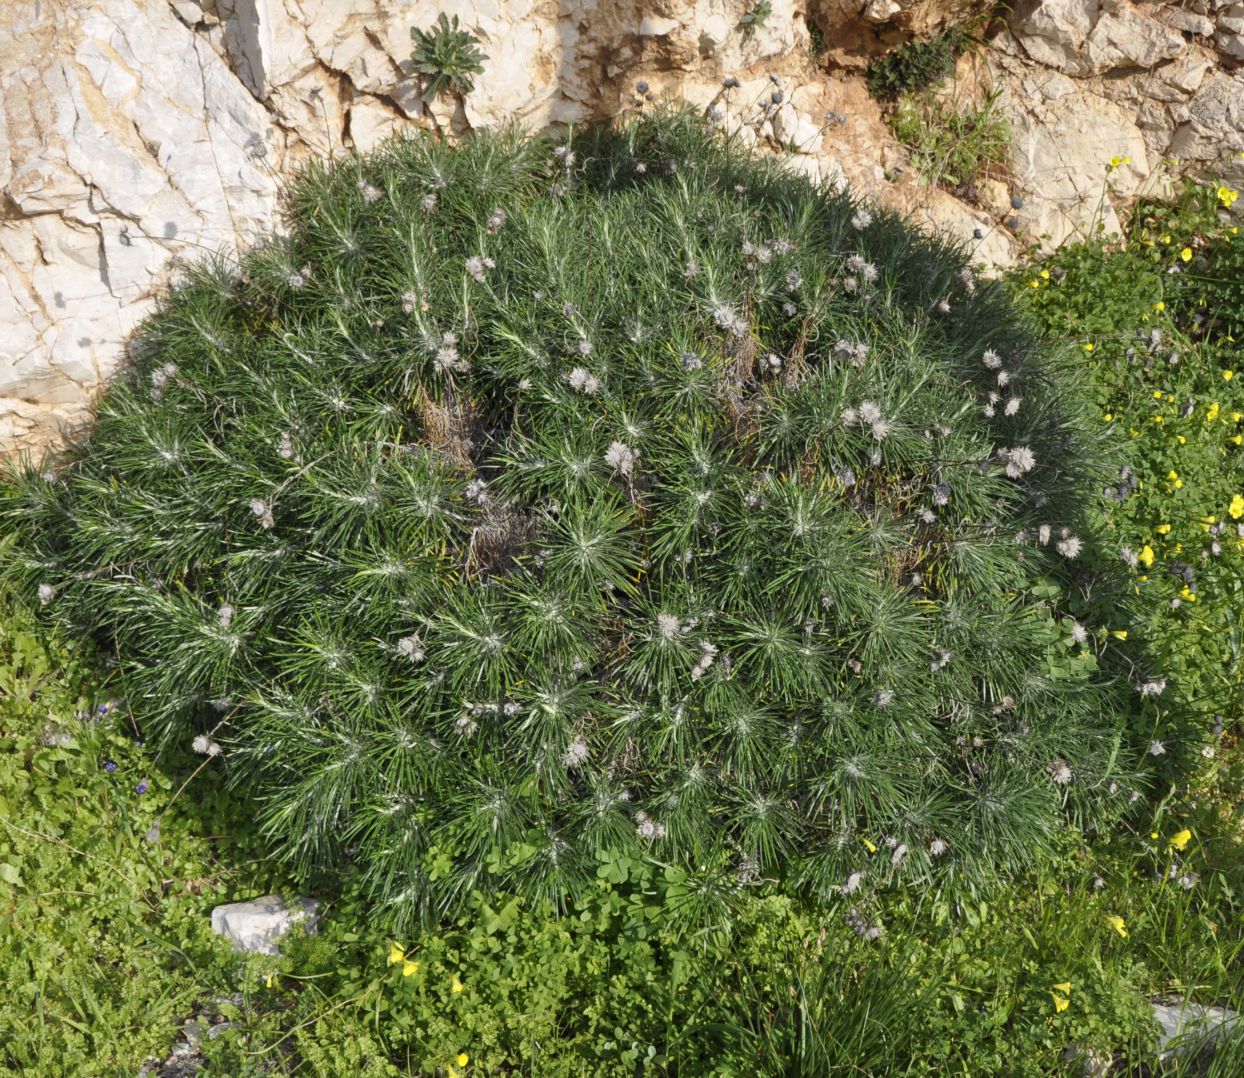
<box><xmin>1152</xmin><ymin>1000</ymin><xmax>1241</xmax><ymax>1062</ymax></box>
<box><xmin>1009</xmin><ymin>0</ymin><xmax>1101</xmax><ymax>74</ymax></box>
<box><xmin>909</xmin><ymin>187</ymin><xmax>1018</xmax><ymax>273</ymax></box>
<box><xmin>211</xmin><ymin>895</ymin><xmax>320</xmax><ymax>955</ymax></box>
<box><xmin>1084</xmin><ymin>2</ymin><xmax>1186</xmax><ymax>72</ymax></box>
<box><xmin>1003</xmin><ymin>79</ymin><xmax>1149</xmax><ymax>249</ymax></box>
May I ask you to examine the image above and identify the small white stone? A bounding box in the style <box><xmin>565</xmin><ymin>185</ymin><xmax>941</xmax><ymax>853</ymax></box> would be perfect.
<box><xmin>638</xmin><ymin>15</ymin><xmax>679</xmax><ymax>36</ymax></box>
<box><xmin>210</xmin><ymin>895</ymin><xmax>319</xmax><ymax>955</ymax></box>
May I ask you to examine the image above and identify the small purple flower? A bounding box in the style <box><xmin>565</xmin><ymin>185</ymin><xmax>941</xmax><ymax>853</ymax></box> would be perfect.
<box><xmin>135</xmin><ymin>779</ymin><xmax>149</xmax><ymax>794</ymax></box>
<box><xmin>104</xmin><ymin>760</ymin><xmax>117</xmax><ymax>773</ymax></box>
<box><xmin>97</xmin><ymin>703</ymin><xmax>110</xmax><ymax>715</ymax></box>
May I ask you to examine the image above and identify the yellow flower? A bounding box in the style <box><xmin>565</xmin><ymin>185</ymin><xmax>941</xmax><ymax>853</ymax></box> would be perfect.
<box><xmin>1082</xmin><ymin>342</ymin><xmax>1094</xmax><ymax>352</ymax></box>
<box><xmin>1139</xmin><ymin>545</ymin><xmax>1155</xmax><ymax>568</ymax></box>
<box><xmin>1218</xmin><ymin>186</ymin><xmax>1240</xmax><ymax>208</ymax></box>
<box><xmin>1110</xmin><ymin>630</ymin><xmax>1128</xmax><ymax>640</ymax></box>
<box><xmin>457</xmin><ymin>1053</ymin><xmax>470</xmax><ymax>1067</ymax></box>
<box><xmin>1167</xmin><ymin>470</ymin><xmax>1179</xmax><ymax>481</ymax></box>
<box><xmin>862</xmin><ymin>837</ymin><xmax>878</xmax><ymax>853</ymax></box>
<box><xmin>1040</xmin><ymin>269</ymin><xmax>1050</xmax><ymax>279</ymax></box>
<box><xmin>1180</xmin><ymin>585</ymin><xmax>1197</xmax><ymax>602</ymax></box>
<box><xmin>265</xmin><ymin>971</ymin><xmax>278</xmax><ymax>989</ymax></box>
<box><xmin>1153</xmin><ymin>390</ymin><xmax>1164</xmax><ymax>399</ymax></box>
<box><xmin>1154</xmin><ymin>415</ymin><xmax>1164</xmax><ymax>424</ymax></box>
<box><xmin>1053</xmin><ymin>981</ymin><xmax>1072</xmax><ymax>994</ymax></box>
<box><xmin>1028</xmin><ymin>279</ymin><xmax>1040</xmax><ymax>288</ymax></box>
<box><xmin>1232</xmin><ymin>435</ymin><xmax>1244</xmax><ymax>446</ymax></box>
<box><xmin>1177</xmin><ymin>435</ymin><xmax>1186</xmax><ymax>444</ymax></box>
<box><xmin>1181</xmin><ymin>247</ymin><xmax>1193</xmax><ymax>262</ymax></box>
<box><xmin>1156</xmin><ymin>523</ymin><xmax>1171</xmax><ymax>534</ymax></box>
<box><xmin>1104</xmin><ymin>412</ymin><xmax>1114</xmax><ymax>421</ymax></box>
<box><xmin>1233</xmin><ymin>412</ymin><xmax>1243</xmax><ymax>423</ymax></box>
<box><xmin>1225</xmin><ymin>370</ymin><xmax>1235</xmax><ymax>381</ymax></box>
<box><xmin>1150</xmin><ymin>832</ymin><xmax>1159</xmax><ymax>840</ymax></box>
<box><xmin>1168</xmin><ymin>829</ymin><xmax>1192</xmax><ymax>852</ymax></box>
<box><xmin>388</xmin><ymin>942</ymin><xmax>419</xmax><ymax>976</ymax></box>
<box><xmin>1230</xmin><ymin>494</ymin><xmax>1244</xmax><ymax>519</ymax></box>
<box><xmin>1207</xmin><ymin>402</ymin><xmax>1221</xmax><ymax>421</ymax></box>
<box><xmin>451</xmin><ymin>974</ymin><xmax>465</xmax><ymax>994</ymax></box>
<box><xmin>1052</xmin><ymin>992</ymin><xmax>1070</xmax><ymax>1013</ymax></box>
<box><xmin>1174</xmin><ymin>478</ymin><xmax>1183</xmax><ymax>488</ymax></box>
<box><xmin>1106</xmin><ymin>914</ymin><xmax>1128</xmax><ymax>938</ymax></box>
<box><xmin>1161</xmin><ymin>233</ymin><xmax>1172</xmax><ymax>244</ymax></box>
<box><xmin>1154</xmin><ymin>301</ymin><xmax>1165</xmax><ymax>312</ymax></box>
<box><xmin>1200</xmin><ymin>515</ymin><xmax>1217</xmax><ymax>525</ymax></box>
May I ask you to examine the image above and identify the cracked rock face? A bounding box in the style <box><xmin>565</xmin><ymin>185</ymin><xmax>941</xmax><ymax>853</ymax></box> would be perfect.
<box><xmin>2</xmin><ymin>0</ymin><xmax>1242</xmax><ymax>457</ymax></box>
<box><xmin>2</xmin><ymin>0</ymin><xmax>278</xmax><ymax>453</ymax></box>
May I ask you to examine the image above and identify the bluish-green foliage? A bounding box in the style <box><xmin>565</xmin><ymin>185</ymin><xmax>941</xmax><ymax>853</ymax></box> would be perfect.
<box><xmin>2</xmin><ymin>113</ymin><xmax>1154</xmax><ymax>928</ymax></box>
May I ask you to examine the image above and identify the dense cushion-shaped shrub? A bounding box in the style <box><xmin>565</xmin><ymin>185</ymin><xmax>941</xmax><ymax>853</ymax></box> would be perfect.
<box><xmin>3</xmin><ymin>114</ymin><xmax>1152</xmax><ymax>923</ymax></box>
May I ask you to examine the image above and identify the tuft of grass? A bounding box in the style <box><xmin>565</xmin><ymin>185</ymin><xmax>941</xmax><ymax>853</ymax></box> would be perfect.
<box><xmin>891</xmin><ymin>85</ymin><xmax>1011</xmax><ymax>189</ymax></box>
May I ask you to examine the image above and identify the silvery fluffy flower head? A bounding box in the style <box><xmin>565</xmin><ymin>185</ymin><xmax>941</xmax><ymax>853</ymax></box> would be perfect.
<box><xmin>562</xmin><ymin>737</ymin><xmax>589</xmax><ymax>768</ymax></box>
<box><xmin>604</xmin><ymin>440</ymin><xmax>637</xmax><ymax>477</ymax></box>
<box><xmin>249</xmin><ymin>498</ymin><xmax>275</xmax><ymax>530</ymax></box>
<box><xmin>656</xmin><ymin>612</ymin><xmax>682</xmax><ymax>639</ymax></box>
<box><xmin>1000</xmin><ymin>446</ymin><xmax>1036</xmax><ymax>478</ymax></box>
<box><xmin>711</xmin><ymin>301</ymin><xmax>747</xmax><ymax>336</ymax></box>
<box><xmin>465</xmin><ymin>255</ymin><xmax>495</xmax><ymax>283</ymax></box>
<box><xmin>566</xmin><ymin>367</ymin><xmax>601</xmax><ymax>394</ymax></box>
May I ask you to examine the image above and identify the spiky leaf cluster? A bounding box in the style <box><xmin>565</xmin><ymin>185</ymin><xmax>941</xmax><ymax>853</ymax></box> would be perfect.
<box><xmin>409</xmin><ymin>13</ymin><xmax>487</xmax><ymax>98</ymax></box>
<box><xmin>3</xmin><ymin>114</ymin><xmax>1152</xmax><ymax>925</ymax></box>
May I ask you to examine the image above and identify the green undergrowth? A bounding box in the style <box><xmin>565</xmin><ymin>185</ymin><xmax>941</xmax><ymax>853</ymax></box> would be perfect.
<box><xmin>0</xmin><ymin>587</ymin><xmax>288</xmax><ymax>1074</ymax></box>
<box><xmin>1011</xmin><ymin>177</ymin><xmax>1244</xmax><ymax>740</ymax></box>
<box><xmin>2</xmin><ymin>587</ymin><xmax>1241</xmax><ymax>1074</ymax></box>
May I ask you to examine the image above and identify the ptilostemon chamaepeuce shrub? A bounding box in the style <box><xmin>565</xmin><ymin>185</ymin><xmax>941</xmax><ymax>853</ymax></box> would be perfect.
<box><xmin>3</xmin><ymin>113</ymin><xmax>1153</xmax><ymax>926</ymax></box>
